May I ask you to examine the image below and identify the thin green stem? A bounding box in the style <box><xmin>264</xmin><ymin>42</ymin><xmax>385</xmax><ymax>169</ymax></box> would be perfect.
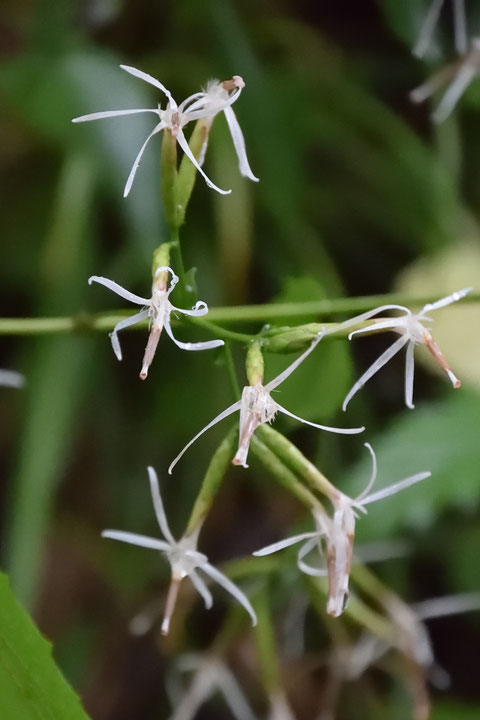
<box><xmin>187</xmin><ymin>316</ymin><xmax>253</xmax><ymax>344</ymax></box>
<box><xmin>222</xmin><ymin>342</ymin><xmax>241</xmax><ymax>399</ymax></box>
<box><xmin>206</xmin><ymin>291</ymin><xmax>480</xmax><ymax>324</ymax></box>
<box><xmin>254</xmin><ymin>585</ymin><xmax>281</xmax><ymax>694</ymax></box>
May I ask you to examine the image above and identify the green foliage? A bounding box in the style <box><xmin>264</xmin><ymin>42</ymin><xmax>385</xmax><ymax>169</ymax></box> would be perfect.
<box><xmin>0</xmin><ymin>572</ymin><xmax>90</xmax><ymax>720</ymax></box>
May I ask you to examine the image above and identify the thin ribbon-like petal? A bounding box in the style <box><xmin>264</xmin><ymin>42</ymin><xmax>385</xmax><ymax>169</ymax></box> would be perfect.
<box><xmin>72</xmin><ymin>108</ymin><xmax>160</xmax><ymax>123</ymax></box>
<box><xmin>120</xmin><ymin>64</ymin><xmax>176</xmax><ymax>106</ymax></box>
<box><xmin>223</xmin><ymin>106</ymin><xmax>259</xmax><ymax>182</ymax></box>
<box><xmin>265</xmin><ymin>332</ymin><xmax>325</xmax><ymax>392</ymax></box>
<box><xmin>200</xmin><ymin>563</ymin><xmax>257</xmax><ymax>626</ymax></box>
<box><xmin>432</xmin><ymin>62</ymin><xmax>477</xmax><ymax>123</ymax></box>
<box><xmin>102</xmin><ymin>530</ymin><xmax>170</xmax><ymax>552</ymax></box>
<box><xmin>405</xmin><ymin>340</ymin><xmax>415</xmax><ymax>410</ymax></box>
<box><xmin>164</xmin><ymin>317</ymin><xmax>224</xmax><ymax>351</ymax></box>
<box><xmin>342</xmin><ymin>334</ymin><xmax>410</xmax><ymax>411</ymax></box>
<box><xmin>453</xmin><ymin>0</ymin><xmax>467</xmax><ymax>55</ymax></box>
<box><xmin>275</xmin><ymin>402</ymin><xmax>364</xmax><ymax>434</ymax></box>
<box><xmin>355</xmin><ymin>443</ymin><xmax>378</xmax><ymax>503</ymax></box>
<box><xmin>124</xmin><ymin>121</ymin><xmax>166</xmax><ymax>197</ymax></box>
<box><xmin>171</xmin><ymin>301</ymin><xmax>209</xmax><ymax>317</ymax></box>
<box><xmin>413</xmin><ymin>0</ymin><xmax>445</xmax><ymax>58</ymax></box>
<box><xmin>297</xmin><ymin>538</ymin><xmax>328</xmax><ymax>577</ymax></box>
<box><xmin>361</xmin><ymin>472</ymin><xmax>431</xmax><ymax>506</ymax></box>
<box><xmin>168</xmin><ymin>400</ymin><xmax>242</xmax><ymax>474</ymax></box>
<box><xmin>148</xmin><ymin>466</ymin><xmax>175</xmax><ymax>544</ymax></box>
<box><xmin>0</xmin><ymin>370</ymin><xmax>25</xmax><ymax>388</ymax></box>
<box><xmin>253</xmin><ymin>531</ymin><xmax>320</xmax><ymax>556</ymax></box>
<box><xmin>421</xmin><ymin>287</ymin><xmax>471</xmax><ymax>313</ymax></box>
<box><xmin>88</xmin><ymin>276</ymin><xmax>150</xmax><ymax>305</ymax></box>
<box><xmin>109</xmin><ymin>309</ymin><xmax>150</xmax><ymax>361</ymax></box>
<box><xmin>189</xmin><ymin>571</ymin><xmax>213</xmax><ymax>609</ymax></box>
<box><xmin>176</xmin><ymin>128</ymin><xmax>231</xmax><ymax>195</ymax></box>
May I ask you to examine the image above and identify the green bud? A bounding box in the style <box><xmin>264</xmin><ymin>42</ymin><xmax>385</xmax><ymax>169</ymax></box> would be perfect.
<box><xmin>246</xmin><ymin>340</ymin><xmax>264</xmax><ymax>385</ymax></box>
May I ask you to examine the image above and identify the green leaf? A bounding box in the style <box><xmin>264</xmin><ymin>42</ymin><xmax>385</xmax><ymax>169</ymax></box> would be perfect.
<box><xmin>0</xmin><ymin>572</ymin><xmax>90</xmax><ymax>720</ymax></box>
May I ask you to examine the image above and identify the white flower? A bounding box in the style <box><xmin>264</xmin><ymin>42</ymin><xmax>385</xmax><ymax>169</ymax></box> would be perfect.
<box><xmin>413</xmin><ymin>0</ymin><xmax>467</xmax><ymax>59</ymax></box>
<box><xmin>72</xmin><ymin>65</ymin><xmax>258</xmax><ymax>196</ymax></box>
<box><xmin>410</xmin><ymin>0</ymin><xmax>479</xmax><ymax>122</ymax></box>
<box><xmin>338</xmin><ymin>287</ymin><xmax>471</xmax><ymax>410</ymax></box>
<box><xmin>88</xmin><ymin>265</ymin><xmax>224</xmax><ymax>379</ymax></box>
<box><xmin>254</xmin><ymin>444</ymin><xmax>431</xmax><ymax>618</ymax></box>
<box><xmin>168</xmin><ymin>333</ymin><xmax>364</xmax><ymax>474</ymax></box>
<box><xmin>0</xmin><ymin>370</ymin><xmax>25</xmax><ymax>388</ymax></box>
<box><xmin>102</xmin><ymin>466</ymin><xmax>257</xmax><ymax>635</ymax></box>
<box><xmin>166</xmin><ymin>653</ymin><xmax>257</xmax><ymax>720</ymax></box>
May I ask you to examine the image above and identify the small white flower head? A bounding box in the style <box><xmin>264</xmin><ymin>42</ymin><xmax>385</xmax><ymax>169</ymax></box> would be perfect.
<box><xmin>72</xmin><ymin>65</ymin><xmax>257</xmax><ymax>196</ymax></box>
<box><xmin>411</xmin><ymin>0</ymin><xmax>480</xmax><ymax>122</ymax></box>
<box><xmin>254</xmin><ymin>444</ymin><xmax>431</xmax><ymax>618</ymax></box>
<box><xmin>168</xmin><ymin>333</ymin><xmax>364</xmax><ymax>474</ymax></box>
<box><xmin>0</xmin><ymin>370</ymin><xmax>25</xmax><ymax>388</ymax></box>
<box><xmin>102</xmin><ymin>466</ymin><xmax>257</xmax><ymax>635</ymax></box>
<box><xmin>88</xmin><ymin>266</ymin><xmax>224</xmax><ymax>379</ymax></box>
<box><xmin>338</xmin><ymin>287</ymin><xmax>471</xmax><ymax>410</ymax></box>
<box><xmin>413</xmin><ymin>0</ymin><xmax>468</xmax><ymax>59</ymax></box>
<box><xmin>166</xmin><ymin>653</ymin><xmax>257</xmax><ymax>720</ymax></box>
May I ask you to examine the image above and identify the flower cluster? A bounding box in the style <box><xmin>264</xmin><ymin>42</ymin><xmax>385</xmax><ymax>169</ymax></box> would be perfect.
<box><xmin>70</xmin><ymin>61</ymin><xmax>477</xmax><ymax>720</ymax></box>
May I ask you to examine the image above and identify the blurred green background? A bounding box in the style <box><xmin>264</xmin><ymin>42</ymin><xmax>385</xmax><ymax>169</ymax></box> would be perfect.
<box><xmin>1</xmin><ymin>0</ymin><xmax>480</xmax><ymax>718</ymax></box>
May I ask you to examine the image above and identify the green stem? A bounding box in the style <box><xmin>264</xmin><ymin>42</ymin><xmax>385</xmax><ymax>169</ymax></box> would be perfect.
<box><xmin>258</xmin><ymin>425</ymin><xmax>338</xmax><ymax>504</ymax></box>
<box><xmin>223</xmin><ymin>342</ymin><xmax>241</xmax><ymax>399</ymax></box>
<box><xmin>184</xmin><ymin>427</ymin><xmax>237</xmax><ymax>535</ymax></box>
<box><xmin>205</xmin><ymin>291</ymin><xmax>480</xmax><ymax>324</ymax></box>
<box><xmin>187</xmin><ymin>316</ymin><xmax>253</xmax><ymax>344</ymax></box>
<box><xmin>254</xmin><ymin>585</ymin><xmax>281</xmax><ymax>694</ymax></box>
<box><xmin>250</xmin><ymin>436</ymin><xmax>324</xmax><ymax>512</ymax></box>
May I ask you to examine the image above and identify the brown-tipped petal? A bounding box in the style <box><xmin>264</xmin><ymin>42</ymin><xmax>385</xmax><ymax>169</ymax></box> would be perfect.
<box><xmin>423</xmin><ymin>332</ymin><xmax>460</xmax><ymax>388</ymax></box>
<box><xmin>140</xmin><ymin>326</ymin><xmax>162</xmax><ymax>380</ymax></box>
<box><xmin>232</xmin><ymin>413</ymin><xmax>260</xmax><ymax>468</ymax></box>
<box><xmin>161</xmin><ymin>576</ymin><xmax>181</xmax><ymax>636</ymax></box>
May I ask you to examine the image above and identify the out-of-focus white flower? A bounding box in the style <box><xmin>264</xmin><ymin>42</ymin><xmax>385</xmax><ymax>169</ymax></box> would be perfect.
<box><xmin>72</xmin><ymin>65</ymin><xmax>257</xmax><ymax>196</ymax></box>
<box><xmin>411</xmin><ymin>1</ymin><xmax>479</xmax><ymax>122</ymax></box>
<box><xmin>0</xmin><ymin>370</ymin><xmax>25</xmax><ymax>388</ymax></box>
<box><xmin>411</xmin><ymin>39</ymin><xmax>480</xmax><ymax>122</ymax></box>
<box><xmin>166</xmin><ymin>653</ymin><xmax>257</xmax><ymax>720</ymax></box>
<box><xmin>413</xmin><ymin>0</ymin><xmax>467</xmax><ymax>59</ymax></box>
<box><xmin>168</xmin><ymin>333</ymin><xmax>364</xmax><ymax>474</ymax></box>
<box><xmin>102</xmin><ymin>466</ymin><xmax>256</xmax><ymax>635</ymax></box>
<box><xmin>88</xmin><ymin>266</ymin><xmax>223</xmax><ymax>379</ymax></box>
<box><xmin>337</xmin><ymin>288</ymin><xmax>471</xmax><ymax>410</ymax></box>
<box><xmin>254</xmin><ymin>444</ymin><xmax>431</xmax><ymax>617</ymax></box>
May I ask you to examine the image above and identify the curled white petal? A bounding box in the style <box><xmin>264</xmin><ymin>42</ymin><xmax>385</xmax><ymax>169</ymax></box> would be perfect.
<box><xmin>223</xmin><ymin>106</ymin><xmax>259</xmax><ymax>182</ymax></box>
<box><xmin>200</xmin><ymin>563</ymin><xmax>257</xmax><ymax>626</ymax></box>
<box><xmin>275</xmin><ymin>402</ymin><xmax>364</xmax><ymax>435</ymax></box>
<box><xmin>109</xmin><ymin>309</ymin><xmax>150</xmax><ymax>361</ymax></box>
<box><xmin>172</xmin><ymin>301</ymin><xmax>209</xmax><ymax>317</ymax></box>
<box><xmin>189</xmin><ymin>571</ymin><xmax>213</xmax><ymax>609</ymax></box>
<box><xmin>168</xmin><ymin>400</ymin><xmax>241</xmax><ymax>474</ymax></box>
<box><xmin>88</xmin><ymin>276</ymin><xmax>150</xmax><ymax>305</ymax></box>
<box><xmin>164</xmin><ymin>317</ymin><xmax>224</xmax><ymax>351</ymax></box>
<box><xmin>405</xmin><ymin>340</ymin><xmax>415</xmax><ymax>410</ymax></box>
<box><xmin>148</xmin><ymin>466</ymin><xmax>175</xmax><ymax>544</ymax></box>
<box><xmin>176</xmin><ymin>128</ymin><xmax>231</xmax><ymax>195</ymax></box>
<box><xmin>355</xmin><ymin>443</ymin><xmax>378</xmax><ymax>502</ymax></box>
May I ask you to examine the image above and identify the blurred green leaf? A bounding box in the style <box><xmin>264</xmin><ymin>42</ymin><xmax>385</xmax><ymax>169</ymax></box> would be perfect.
<box><xmin>0</xmin><ymin>571</ymin><xmax>90</xmax><ymax>720</ymax></box>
